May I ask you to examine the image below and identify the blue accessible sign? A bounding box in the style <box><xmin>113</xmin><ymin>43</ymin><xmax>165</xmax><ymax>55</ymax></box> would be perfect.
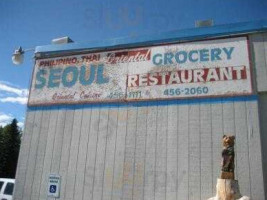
<box><xmin>47</xmin><ymin>174</ymin><xmax>61</xmax><ymax>198</ymax></box>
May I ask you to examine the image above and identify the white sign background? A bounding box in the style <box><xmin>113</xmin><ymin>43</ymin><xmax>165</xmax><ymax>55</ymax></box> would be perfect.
<box><xmin>47</xmin><ymin>174</ymin><xmax>60</xmax><ymax>198</ymax></box>
<box><xmin>29</xmin><ymin>37</ymin><xmax>252</xmax><ymax>106</ymax></box>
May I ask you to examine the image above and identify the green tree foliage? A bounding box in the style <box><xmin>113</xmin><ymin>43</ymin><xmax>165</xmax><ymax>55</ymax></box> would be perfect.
<box><xmin>0</xmin><ymin>119</ymin><xmax>21</xmax><ymax>178</ymax></box>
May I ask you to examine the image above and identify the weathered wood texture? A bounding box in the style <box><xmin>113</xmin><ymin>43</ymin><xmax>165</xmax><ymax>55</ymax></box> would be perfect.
<box><xmin>13</xmin><ymin>99</ymin><xmax>265</xmax><ymax>200</ymax></box>
<box><xmin>259</xmin><ymin>94</ymin><xmax>267</xmax><ymax>197</ymax></box>
<box><xmin>249</xmin><ymin>33</ymin><xmax>267</xmax><ymax>92</ymax></box>
<box><xmin>208</xmin><ymin>179</ymin><xmax>249</xmax><ymax>200</ymax></box>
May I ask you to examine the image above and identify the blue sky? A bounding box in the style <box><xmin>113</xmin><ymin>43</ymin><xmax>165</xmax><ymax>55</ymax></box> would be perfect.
<box><xmin>0</xmin><ymin>0</ymin><xmax>266</xmax><ymax>128</ymax></box>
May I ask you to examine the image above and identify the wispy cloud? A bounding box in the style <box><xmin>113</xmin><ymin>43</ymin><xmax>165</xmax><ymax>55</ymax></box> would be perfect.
<box><xmin>0</xmin><ymin>83</ymin><xmax>28</xmax><ymax>96</ymax></box>
<box><xmin>0</xmin><ymin>113</ymin><xmax>24</xmax><ymax>128</ymax></box>
<box><xmin>17</xmin><ymin>122</ymin><xmax>24</xmax><ymax>128</ymax></box>
<box><xmin>0</xmin><ymin>81</ymin><xmax>28</xmax><ymax>105</ymax></box>
<box><xmin>0</xmin><ymin>113</ymin><xmax>13</xmax><ymax>127</ymax></box>
<box><xmin>0</xmin><ymin>97</ymin><xmax>28</xmax><ymax>104</ymax></box>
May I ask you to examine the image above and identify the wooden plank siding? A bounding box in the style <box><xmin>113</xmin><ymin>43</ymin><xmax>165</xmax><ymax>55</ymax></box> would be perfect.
<box><xmin>249</xmin><ymin>33</ymin><xmax>267</xmax><ymax>92</ymax></box>
<box><xmin>13</xmin><ymin>99</ymin><xmax>265</xmax><ymax>200</ymax></box>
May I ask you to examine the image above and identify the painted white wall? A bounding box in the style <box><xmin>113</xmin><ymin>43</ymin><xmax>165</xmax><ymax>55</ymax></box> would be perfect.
<box><xmin>250</xmin><ymin>32</ymin><xmax>267</xmax><ymax>92</ymax></box>
<box><xmin>13</xmin><ymin>100</ymin><xmax>265</xmax><ymax>200</ymax></box>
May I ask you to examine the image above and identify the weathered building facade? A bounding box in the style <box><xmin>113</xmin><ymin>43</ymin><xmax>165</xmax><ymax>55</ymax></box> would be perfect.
<box><xmin>13</xmin><ymin>21</ymin><xmax>267</xmax><ymax>200</ymax></box>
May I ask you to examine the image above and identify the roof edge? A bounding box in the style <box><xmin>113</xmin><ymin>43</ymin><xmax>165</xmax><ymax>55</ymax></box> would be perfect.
<box><xmin>35</xmin><ymin>19</ymin><xmax>267</xmax><ymax>56</ymax></box>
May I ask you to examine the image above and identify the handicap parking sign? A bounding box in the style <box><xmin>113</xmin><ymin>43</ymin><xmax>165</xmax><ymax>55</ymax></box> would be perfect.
<box><xmin>49</xmin><ymin>185</ymin><xmax>57</xmax><ymax>193</ymax></box>
<box><xmin>48</xmin><ymin>174</ymin><xmax>60</xmax><ymax>198</ymax></box>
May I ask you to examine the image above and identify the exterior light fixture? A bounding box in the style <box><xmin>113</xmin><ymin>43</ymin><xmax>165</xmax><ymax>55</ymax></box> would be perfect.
<box><xmin>12</xmin><ymin>47</ymin><xmax>34</xmax><ymax>65</ymax></box>
<box><xmin>12</xmin><ymin>47</ymin><xmax>24</xmax><ymax>65</ymax></box>
<box><xmin>12</xmin><ymin>37</ymin><xmax>73</xmax><ymax>65</ymax></box>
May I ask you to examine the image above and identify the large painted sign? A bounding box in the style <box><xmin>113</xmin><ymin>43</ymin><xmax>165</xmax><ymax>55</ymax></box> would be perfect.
<box><xmin>28</xmin><ymin>37</ymin><xmax>252</xmax><ymax>106</ymax></box>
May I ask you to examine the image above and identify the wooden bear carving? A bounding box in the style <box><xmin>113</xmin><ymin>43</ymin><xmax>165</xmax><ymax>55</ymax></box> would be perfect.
<box><xmin>220</xmin><ymin>135</ymin><xmax>235</xmax><ymax>180</ymax></box>
<box><xmin>208</xmin><ymin>135</ymin><xmax>250</xmax><ymax>199</ymax></box>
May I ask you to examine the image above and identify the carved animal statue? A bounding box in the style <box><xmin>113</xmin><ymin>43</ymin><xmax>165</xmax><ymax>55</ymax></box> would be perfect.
<box><xmin>208</xmin><ymin>135</ymin><xmax>250</xmax><ymax>200</ymax></box>
<box><xmin>220</xmin><ymin>135</ymin><xmax>235</xmax><ymax>180</ymax></box>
